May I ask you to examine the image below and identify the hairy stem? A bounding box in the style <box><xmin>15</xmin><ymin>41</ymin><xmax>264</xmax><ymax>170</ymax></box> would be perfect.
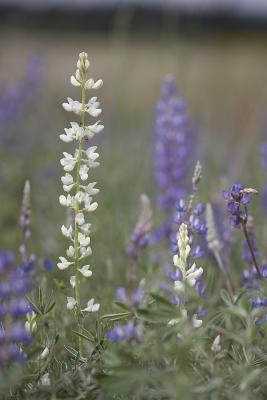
<box><xmin>73</xmin><ymin>86</ymin><xmax>86</xmax><ymax>356</ymax></box>
<box><xmin>241</xmin><ymin>220</ymin><xmax>261</xmax><ymax>279</ymax></box>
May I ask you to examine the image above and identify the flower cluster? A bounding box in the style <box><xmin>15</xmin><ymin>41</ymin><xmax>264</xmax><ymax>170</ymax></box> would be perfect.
<box><xmin>0</xmin><ymin>251</ymin><xmax>32</xmax><ymax>366</ymax></box>
<box><xmin>169</xmin><ymin>223</ymin><xmax>204</xmax><ymax>328</ymax></box>
<box><xmin>0</xmin><ymin>54</ymin><xmax>43</xmax><ymax>134</ymax></box>
<box><xmin>223</xmin><ymin>183</ymin><xmax>258</xmax><ymax>228</ymax></box>
<box><xmin>154</xmin><ymin>75</ymin><xmax>196</xmax><ymax>213</ymax></box>
<box><xmin>107</xmin><ymin>284</ymin><xmax>144</xmax><ymax>343</ymax></box>
<box><xmin>58</xmin><ymin>52</ymin><xmax>103</xmax><ymax>317</ymax></box>
<box><xmin>170</xmin><ymin>198</ymin><xmax>207</xmax><ymax>259</ymax></box>
<box><xmin>107</xmin><ymin>321</ymin><xmax>143</xmax><ymax>344</ymax></box>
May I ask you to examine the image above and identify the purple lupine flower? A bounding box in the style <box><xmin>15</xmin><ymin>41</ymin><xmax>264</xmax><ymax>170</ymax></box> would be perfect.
<box><xmin>115</xmin><ymin>286</ymin><xmax>144</xmax><ymax>308</ymax></box>
<box><xmin>0</xmin><ymin>54</ymin><xmax>43</xmax><ymax>135</ymax></box>
<box><xmin>154</xmin><ymin>75</ymin><xmax>196</xmax><ymax>213</ymax></box>
<box><xmin>223</xmin><ymin>183</ymin><xmax>261</xmax><ymax>280</ymax></box>
<box><xmin>222</xmin><ymin>183</ymin><xmax>256</xmax><ymax>228</ymax></box>
<box><xmin>242</xmin><ymin>265</ymin><xmax>267</xmax><ymax>289</ymax></box>
<box><xmin>107</xmin><ymin>321</ymin><xmax>142</xmax><ymax>344</ymax></box>
<box><xmin>43</xmin><ymin>259</ymin><xmax>55</xmax><ymax>271</ymax></box>
<box><xmin>251</xmin><ymin>292</ymin><xmax>267</xmax><ymax>326</ymax></box>
<box><xmin>0</xmin><ymin>251</ymin><xmax>32</xmax><ymax>367</ymax></box>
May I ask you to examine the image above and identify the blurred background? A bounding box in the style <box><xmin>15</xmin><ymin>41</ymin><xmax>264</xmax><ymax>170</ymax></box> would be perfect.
<box><xmin>1</xmin><ymin>0</ymin><xmax>267</xmax><ymax>290</ymax></box>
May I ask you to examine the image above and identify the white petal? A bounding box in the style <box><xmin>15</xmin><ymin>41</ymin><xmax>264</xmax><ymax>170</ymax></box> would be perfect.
<box><xmin>67</xmin><ymin>297</ymin><xmax>77</xmax><ymax>310</ymax></box>
<box><xmin>61</xmin><ymin>173</ymin><xmax>73</xmax><ymax>185</ymax></box>
<box><xmin>92</xmin><ymin>79</ymin><xmax>103</xmax><ymax>89</ymax></box>
<box><xmin>75</xmin><ymin>212</ymin><xmax>85</xmax><ymax>225</ymax></box>
<box><xmin>78</xmin><ymin>265</ymin><xmax>92</xmax><ymax>278</ymax></box>
<box><xmin>70</xmin><ymin>75</ymin><xmax>81</xmax><ymax>87</ymax></box>
<box><xmin>70</xmin><ymin>276</ymin><xmax>76</xmax><ymax>288</ymax></box>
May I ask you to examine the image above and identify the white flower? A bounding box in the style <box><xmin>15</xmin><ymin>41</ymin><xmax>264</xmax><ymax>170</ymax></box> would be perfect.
<box><xmin>79</xmin><ymin>164</ymin><xmax>89</xmax><ymax>181</ymax></box>
<box><xmin>84</xmin><ymin>196</ymin><xmax>98</xmax><ymax>212</ymax></box>
<box><xmin>85</xmin><ymin>146</ymin><xmax>99</xmax><ymax>168</ymax></box>
<box><xmin>85</xmin><ymin>78</ymin><xmax>103</xmax><ymax>90</ymax></box>
<box><xmin>61</xmin><ymin>122</ymin><xmax>85</xmax><ymax>142</ymax></box>
<box><xmin>25</xmin><ymin>312</ymin><xmax>37</xmax><ymax>333</ymax></box>
<box><xmin>63</xmin><ymin>184</ymin><xmax>75</xmax><ymax>193</ymax></box>
<box><xmin>78</xmin><ymin>265</ymin><xmax>92</xmax><ymax>277</ymax></box>
<box><xmin>74</xmin><ymin>191</ymin><xmax>85</xmax><ymax>205</ymax></box>
<box><xmin>40</xmin><ymin>373</ymin><xmax>51</xmax><ymax>386</ymax></box>
<box><xmin>168</xmin><ymin>318</ymin><xmax>180</xmax><ymax>326</ymax></box>
<box><xmin>83</xmin><ymin>122</ymin><xmax>104</xmax><ymax>140</ymax></box>
<box><xmin>192</xmin><ymin>314</ymin><xmax>202</xmax><ymax>328</ymax></box>
<box><xmin>186</xmin><ymin>263</ymin><xmax>203</xmax><ymax>287</ymax></box>
<box><xmin>66</xmin><ymin>245</ymin><xmax>75</xmax><ymax>257</ymax></box>
<box><xmin>40</xmin><ymin>347</ymin><xmax>49</xmax><ymax>360</ymax></box>
<box><xmin>78</xmin><ymin>232</ymin><xmax>90</xmax><ymax>247</ymax></box>
<box><xmin>211</xmin><ymin>335</ymin><xmax>221</xmax><ymax>353</ymax></box>
<box><xmin>80</xmin><ymin>223</ymin><xmax>91</xmax><ymax>234</ymax></box>
<box><xmin>59</xmin><ymin>194</ymin><xmax>74</xmax><ymax>207</ymax></box>
<box><xmin>83</xmin><ymin>182</ymin><xmax>99</xmax><ymax>196</ymax></box>
<box><xmin>70</xmin><ymin>276</ymin><xmax>76</xmax><ymax>288</ymax></box>
<box><xmin>75</xmin><ymin>212</ymin><xmax>85</xmax><ymax>225</ymax></box>
<box><xmin>60</xmin><ymin>52</ymin><xmax>102</xmax><ymax>316</ymax></box>
<box><xmin>70</xmin><ymin>73</ymin><xmax>81</xmax><ymax>87</ymax></box>
<box><xmin>61</xmin><ymin>173</ymin><xmax>74</xmax><ymax>186</ymax></box>
<box><xmin>77</xmin><ymin>53</ymin><xmax>90</xmax><ymax>70</ymax></box>
<box><xmin>60</xmin><ymin>125</ymin><xmax>77</xmax><ymax>142</ymax></box>
<box><xmin>82</xmin><ymin>298</ymin><xmax>100</xmax><ymax>312</ymax></box>
<box><xmin>61</xmin><ymin>225</ymin><xmax>73</xmax><ymax>238</ymax></box>
<box><xmin>57</xmin><ymin>257</ymin><xmax>73</xmax><ymax>270</ymax></box>
<box><xmin>174</xmin><ymin>280</ymin><xmax>184</xmax><ymax>293</ymax></box>
<box><xmin>62</xmin><ymin>97</ymin><xmax>82</xmax><ymax>115</ymax></box>
<box><xmin>85</xmin><ymin>97</ymin><xmax>102</xmax><ymax>117</ymax></box>
<box><xmin>67</xmin><ymin>297</ymin><xmax>77</xmax><ymax>310</ymax></box>
<box><xmin>79</xmin><ymin>246</ymin><xmax>92</xmax><ymax>259</ymax></box>
<box><xmin>60</xmin><ymin>152</ymin><xmax>77</xmax><ymax>172</ymax></box>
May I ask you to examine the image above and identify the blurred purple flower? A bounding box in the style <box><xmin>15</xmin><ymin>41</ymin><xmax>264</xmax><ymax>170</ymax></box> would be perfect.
<box><xmin>107</xmin><ymin>320</ymin><xmax>142</xmax><ymax>344</ymax></box>
<box><xmin>154</xmin><ymin>75</ymin><xmax>196</xmax><ymax>213</ymax></box>
<box><xmin>0</xmin><ymin>54</ymin><xmax>43</xmax><ymax>136</ymax></box>
<box><xmin>0</xmin><ymin>251</ymin><xmax>32</xmax><ymax>366</ymax></box>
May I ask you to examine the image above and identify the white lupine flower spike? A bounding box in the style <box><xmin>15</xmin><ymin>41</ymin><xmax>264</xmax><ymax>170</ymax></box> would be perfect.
<box><xmin>58</xmin><ymin>52</ymin><xmax>103</xmax><ymax>356</ymax></box>
<box><xmin>171</xmin><ymin>223</ymin><xmax>204</xmax><ymax>329</ymax></box>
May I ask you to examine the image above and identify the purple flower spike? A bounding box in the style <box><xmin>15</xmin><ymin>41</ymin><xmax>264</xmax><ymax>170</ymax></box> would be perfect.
<box><xmin>0</xmin><ymin>251</ymin><xmax>32</xmax><ymax>366</ymax></box>
<box><xmin>154</xmin><ymin>76</ymin><xmax>196</xmax><ymax>215</ymax></box>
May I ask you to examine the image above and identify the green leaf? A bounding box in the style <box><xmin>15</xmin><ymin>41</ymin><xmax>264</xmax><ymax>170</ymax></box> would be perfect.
<box><xmin>150</xmin><ymin>292</ymin><xmax>173</xmax><ymax>306</ymax></box>
<box><xmin>100</xmin><ymin>312</ymin><xmax>131</xmax><ymax>322</ymax></box>
<box><xmin>72</xmin><ymin>330</ymin><xmax>94</xmax><ymax>343</ymax></box>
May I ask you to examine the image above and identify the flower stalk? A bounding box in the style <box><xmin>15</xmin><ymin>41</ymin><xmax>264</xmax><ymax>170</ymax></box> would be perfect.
<box><xmin>58</xmin><ymin>52</ymin><xmax>103</xmax><ymax>356</ymax></box>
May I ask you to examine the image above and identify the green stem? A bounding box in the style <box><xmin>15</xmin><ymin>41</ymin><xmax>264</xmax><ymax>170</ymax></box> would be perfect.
<box><xmin>241</xmin><ymin>220</ymin><xmax>261</xmax><ymax>280</ymax></box>
<box><xmin>74</xmin><ymin>86</ymin><xmax>86</xmax><ymax>356</ymax></box>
